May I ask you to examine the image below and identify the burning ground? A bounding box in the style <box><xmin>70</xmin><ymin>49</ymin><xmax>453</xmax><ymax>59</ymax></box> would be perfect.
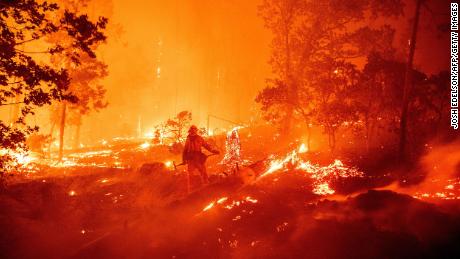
<box><xmin>1</xmin><ymin>128</ymin><xmax>460</xmax><ymax>258</ymax></box>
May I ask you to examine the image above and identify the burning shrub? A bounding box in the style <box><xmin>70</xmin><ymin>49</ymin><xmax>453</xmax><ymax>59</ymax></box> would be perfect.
<box><xmin>163</xmin><ymin>111</ymin><xmax>192</xmax><ymax>143</ymax></box>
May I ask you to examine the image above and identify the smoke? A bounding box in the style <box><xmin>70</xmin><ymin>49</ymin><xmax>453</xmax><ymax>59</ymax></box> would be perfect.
<box><xmin>80</xmin><ymin>0</ymin><xmax>271</xmax><ymax>143</ymax></box>
<box><xmin>420</xmin><ymin>140</ymin><xmax>460</xmax><ymax>181</ymax></box>
<box><xmin>373</xmin><ymin>140</ymin><xmax>460</xmax><ymax>200</ymax></box>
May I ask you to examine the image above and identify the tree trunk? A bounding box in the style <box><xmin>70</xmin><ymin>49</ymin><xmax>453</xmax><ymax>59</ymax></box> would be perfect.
<box><xmin>9</xmin><ymin>95</ymin><xmax>21</xmax><ymax>126</ymax></box>
<box><xmin>48</xmin><ymin>121</ymin><xmax>56</xmax><ymax>158</ymax></box>
<box><xmin>435</xmin><ymin>100</ymin><xmax>446</xmax><ymax>134</ymax></box>
<box><xmin>327</xmin><ymin>127</ymin><xmax>336</xmax><ymax>153</ymax></box>
<box><xmin>365</xmin><ymin>114</ymin><xmax>370</xmax><ymax>152</ymax></box>
<box><xmin>58</xmin><ymin>102</ymin><xmax>67</xmax><ymax>161</ymax></box>
<box><xmin>307</xmin><ymin>124</ymin><xmax>312</xmax><ymax>151</ymax></box>
<box><xmin>283</xmin><ymin>107</ymin><xmax>293</xmax><ymax>135</ymax></box>
<box><xmin>399</xmin><ymin>0</ymin><xmax>423</xmax><ymax>161</ymax></box>
<box><xmin>72</xmin><ymin>114</ymin><xmax>82</xmax><ymax>150</ymax></box>
<box><xmin>282</xmin><ymin>21</ymin><xmax>294</xmax><ymax>135</ymax></box>
<box><xmin>331</xmin><ymin>130</ymin><xmax>336</xmax><ymax>153</ymax></box>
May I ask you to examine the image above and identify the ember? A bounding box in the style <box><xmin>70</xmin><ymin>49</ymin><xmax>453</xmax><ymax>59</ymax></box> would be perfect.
<box><xmin>164</xmin><ymin>161</ymin><xmax>173</xmax><ymax>168</ymax></box>
<box><xmin>202</xmin><ymin>196</ymin><xmax>259</xmax><ymax>212</ymax></box>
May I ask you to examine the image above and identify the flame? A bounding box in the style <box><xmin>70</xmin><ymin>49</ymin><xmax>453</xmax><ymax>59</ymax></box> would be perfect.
<box><xmin>203</xmin><ymin>201</ymin><xmax>215</xmax><ymax>212</ymax></box>
<box><xmin>245</xmin><ymin>196</ymin><xmax>258</xmax><ymax>203</ymax></box>
<box><xmin>217</xmin><ymin>197</ymin><xmax>228</xmax><ymax>204</ymax></box>
<box><xmin>15</xmin><ymin>153</ymin><xmax>36</xmax><ymax>165</ymax></box>
<box><xmin>261</xmin><ymin>150</ymin><xmax>298</xmax><ymax>177</ymax></box>
<box><xmin>139</xmin><ymin>142</ymin><xmax>151</xmax><ymax>149</ymax></box>
<box><xmin>0</xmin><ymin>149</ymin><xmax>37</xmax><ymax>165</ymax></box>
<box><xmin>164</xmin><ymin>161</ymin><xmax>173</xmax><ymax>168</ymax></box>
<box><xmin>144</xmin><ymin>131</ymin><xmax>155</xmax><ymax>138</ymax></box>
<box><xmin>68</xmin><ymin>190</ymin><xmax>76</xmax><ymax>196</ymax></box>
<box><xmin>0</xmin><ymin>149</ymin><xmax>39</xmax><ymax>173</ymax></box>
<box><xmin>202</xmin><ymin>196</ymin><xmax>258</xmax><ymax>212</ymax></box>
<box><xmin>314</xmin><ymin>183</ymin><xmax>335</xmax><ymax>195</ymax></box>
<box><xmin>298</xmin><ymin>143</ymin><xmax>308</xmax><ymax>153</ymax></box>
<box><xmin>411</xmin><ymin>178</ymin><xmax>460</xmax><ymax>200</ymax></box>
<box><xmin>69</xmin><ymin>150</ymin><xmax>113</xmax><ymax>158</ymax></box>
<box><xmin>259</xmin><ymin>145</ymin><xmax>363</xmax><ymax>195</ymax></box>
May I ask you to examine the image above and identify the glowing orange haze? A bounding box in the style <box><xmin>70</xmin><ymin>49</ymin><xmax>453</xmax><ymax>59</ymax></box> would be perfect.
<box><xmin>82</xmin><ymin>0</ymin><xmax>272</xmax><ymax>142</ymax></box>
<box><xmin>62</xmin><ymin>0</ymin><xmax>449</xmax><ymax>145</ymax></box>
<box><xmin>0</xmin><ymin>0</ymin><xmax>448</xmax><ymax>146</ymax></box>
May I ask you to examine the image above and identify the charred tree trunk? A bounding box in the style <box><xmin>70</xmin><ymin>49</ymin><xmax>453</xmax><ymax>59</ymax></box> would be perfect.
<box><xmin>399</xmin><ymin>0</ymin><xmax>423</xmax><ymax>161</ymax></box>
<box><xmin>58</xmin><ymin>102</ymin><xmax>67</xmax><ymax>161</ymax></box>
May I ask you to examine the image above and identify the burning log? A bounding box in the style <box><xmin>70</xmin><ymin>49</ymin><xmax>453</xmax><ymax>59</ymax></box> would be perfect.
<box><xmin>256</xmin><ymin>144</ymin><xmax>364</xmax><ymax>195</ymax></box>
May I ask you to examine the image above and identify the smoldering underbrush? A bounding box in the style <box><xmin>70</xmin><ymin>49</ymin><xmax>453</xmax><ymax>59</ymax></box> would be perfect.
<box><xmin>1</xmin><ymin>140</ymin><xmax>460</xmax><ymax>259</ymax></box>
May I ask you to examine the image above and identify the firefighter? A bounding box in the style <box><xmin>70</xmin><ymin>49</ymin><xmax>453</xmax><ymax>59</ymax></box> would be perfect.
<box><xmin>182</xmin><ymin>125</ymin><xmax>219</xmax><ymax>185</ymax></box>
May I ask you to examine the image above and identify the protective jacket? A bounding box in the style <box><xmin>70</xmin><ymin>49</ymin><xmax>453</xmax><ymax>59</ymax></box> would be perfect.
<box><xmin>182</xmin><ymin>134</ymin><xmax>215</xmax><ymax>164</ymax></box>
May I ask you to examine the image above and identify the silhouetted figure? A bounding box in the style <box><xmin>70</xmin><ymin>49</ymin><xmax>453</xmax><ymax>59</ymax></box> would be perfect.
<box><xmin>183</xmin><ymin>125</ymin><xmax>219</xmax><ymax>189</ymax></box>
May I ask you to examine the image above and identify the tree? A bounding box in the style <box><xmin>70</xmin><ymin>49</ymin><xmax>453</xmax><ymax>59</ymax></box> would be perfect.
<box><xmin>164</xmin><ymin>111</ymin><xmax>192</xmax><ymax>143</ymax></box>
<box><xmin>354</xmin><ymin>53</ymin><xmax>406</xmax><ymax>151</ymax></box>
<box><xmin>258</xmin><ymin>0</ymin><xmax>306</xmax><ymax>134</ymax></box>
<box><xmin>399</xmin><ymin>0</ymin><xmax>424</xmax><ymax>160</ymax></box>
<box><xmin>408</xmin><ymin>70</ymin><xmax>450</xmax><ymax>148</ymax></box>
<box><xmin>44</xmin><ymin>103</ymin><xmax>62</xmax><ymax>157</ymax></box>
<box><xmin>25</xmin><ymin>133</ymin><xmax>49</xmax><ymax>155</ymax></box>
<box><xmin>255</xmin><ymin>77</ymin><xmax>316</xmax><ymax>149</ymax></box>
<box><xmin>50</xmin><ymin>53</ymin><xmax>108</xmax><ymax>158</ymax></box>
<box><xmin>257</xmin><ymin>0</ymin><xmax>403</xmax><ymax>149</ymax></box>
<box><xmin>310</xmin><ymin>59</ymin><xmax>361</xmax><ymax>151</ymax></box>
<box><xmin>45</xmin><ymin>0</ymin><xmax>108</xmax><ymax>160</ymax></box>
<box><xmin>353</xmin><ymin>53</ymin><xmax>446</xmax><ymax>155</ymax></box>
<box><xmin>0</xmin><ymin>0</ymin><xmax>107</xmax><ymax>173</ymax></box>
